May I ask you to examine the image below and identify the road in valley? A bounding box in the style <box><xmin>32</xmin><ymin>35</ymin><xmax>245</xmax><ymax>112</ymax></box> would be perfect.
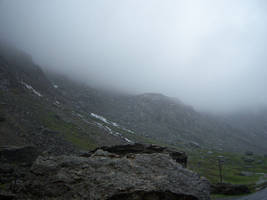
<box><xmin>218</xmin><ymin>188</ymin><xmax>267</xmax><ymax>200</ymax></box>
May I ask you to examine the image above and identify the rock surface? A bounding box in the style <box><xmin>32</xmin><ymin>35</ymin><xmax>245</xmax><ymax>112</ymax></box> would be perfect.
<box><xmin>89</xmin><ymin>143</ymin><xmax>188</xmax><ymax>167</ymax></box>
<box><xmin>16</xmin><ymin>149</ymin><xmax>210</xmax><ymax>200</ymax></box>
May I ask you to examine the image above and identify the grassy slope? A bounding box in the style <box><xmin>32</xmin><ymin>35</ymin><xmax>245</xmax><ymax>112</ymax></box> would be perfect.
<box><xmin>1</xmin><ymin>88</ymin><xmax>111</xmax><ymax>150</ymax></box>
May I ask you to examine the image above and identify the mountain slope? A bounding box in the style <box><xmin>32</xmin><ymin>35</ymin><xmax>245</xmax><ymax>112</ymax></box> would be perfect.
<box><xmin>48</xmin><ymin>74</ymin><xmax>267</xmax><ymax>154</ymax></box>
<box><xmin>1</xmin><ymin>43</ymin><xmax>267</xmax><ymax>155</ymax></box>
<box><xmin>0</xmin><ymin>43</ymin><xmax>138</xmax><ymax>155</ymax></box>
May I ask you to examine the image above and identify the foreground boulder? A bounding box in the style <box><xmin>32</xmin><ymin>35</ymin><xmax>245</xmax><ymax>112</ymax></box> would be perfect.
<box><xmin>88</xmin><ymin>143</ymin><xmax>188</xmax><ymax>167</ymax></box>
<box><xmin>18</xmin><ymin>149</ymin><xmax>210</xmax><ymax>200</ymax></box>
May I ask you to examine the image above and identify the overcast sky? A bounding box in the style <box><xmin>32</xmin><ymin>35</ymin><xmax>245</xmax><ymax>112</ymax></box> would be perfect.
<box><xmin>0</xmin><ymin>0</ymin><xmax>267</xmax><ymax>112</ymax></box>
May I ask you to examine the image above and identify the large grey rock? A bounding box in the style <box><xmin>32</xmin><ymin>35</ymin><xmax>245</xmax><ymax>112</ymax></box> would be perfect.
<box><xmin>18</xmin><ymin>150</ymin><xmax>210</xmax><ymax>200</ymax></box>
<box><xmin>89</xmin><ymin>143</ymin><xmax>188</xmax><ymax>167</ymax></box>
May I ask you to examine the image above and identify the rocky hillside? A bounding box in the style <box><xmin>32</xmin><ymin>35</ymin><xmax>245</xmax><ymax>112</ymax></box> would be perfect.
<box><xmin>0</xmin><ymin>42</ymin><xmax>142</xmax><ymax>155</ymax></box>
<box><xmin>1</xmin><ymin>42</ymin><xmax>267</xmax><ymax>155</ymax></box>
<box><xmin>48</xmin><ymin>73</ymin><xmax>267</xmax><ymax>154</ymax></box>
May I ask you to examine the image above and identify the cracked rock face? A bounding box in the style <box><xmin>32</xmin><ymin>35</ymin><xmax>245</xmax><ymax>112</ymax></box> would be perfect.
<box><xmin>18</xmin><ymin>150</ymin><xmax>210</xmax><ymax>200</ymax></box>
<box><xmin>89</xmin><ymin>143</ymin><xmax>188</xmax><ymax>168</ymax></box>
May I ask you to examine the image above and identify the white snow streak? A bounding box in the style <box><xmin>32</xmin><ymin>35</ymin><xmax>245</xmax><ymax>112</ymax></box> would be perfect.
<box><xmin>21</xmin><ymin>81</ymin><xmax>42</xmax><ymax>97</ymax></box>
<box><xmin>90</xmin><ymin>113</ymin><xmax>135</xmax><ymax>133</ymax></box>
<box><xmin>89</xmin><ymin>113</ymin><xmax>134</xmax><ymax>143</ymax></box>
<box><xmin>90</xmin><ymin>113</ymin><xmax>108</xmax><ymax>123</ymax></box>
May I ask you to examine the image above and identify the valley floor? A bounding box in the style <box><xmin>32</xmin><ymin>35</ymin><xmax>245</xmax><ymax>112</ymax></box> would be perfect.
<box><xmin>215</xmin><ymin>188</ymin><xmax>267</xmax><ymax>200</ymax></box>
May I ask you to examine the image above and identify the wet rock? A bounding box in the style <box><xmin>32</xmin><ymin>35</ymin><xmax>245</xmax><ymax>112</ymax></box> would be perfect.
<box><xmin>90</xmin><ymin>143</ymin><xmax>188</xmax><ymax>167</ymax></box>
<box><xmin>18</xmin><ymin>150</ymin><xmax>210</xmax><ymax>200</ymax></box>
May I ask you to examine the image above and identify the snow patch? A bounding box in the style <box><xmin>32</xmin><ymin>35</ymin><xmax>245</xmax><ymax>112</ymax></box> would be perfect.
<box><xmin>123</xmin><ymin>128</ymin><xmax>135</xmax><ymax>134</ymax></box>
<box><xmin>90</xmin><ymin>113</ymin><xmax>135</xmax><ymax>133</ymax></box>
<box><xmin>124</xmin><ymin>138</ymin><xmax>133</xmax><ymax>143</ymax></box>
<box><xmin>111</xmin><ymin>122</ymin><xmax>119</xmax><ymax>127</ymax></box>
<box><xmin>90</xmin><ymin>113</ymin><xmax>134</xmax><ymax>143</ymax></box>
<box><xmin>104</xmin><ymin>126</ymin><xmax>112</xmax><ymax>133</ymax></box>
<box><xmin>95</xmin><ymin>122</ymin><xmax>104</xmax><ymax>129</ymax></box>
<box><xmin>76</xmin><ymin>113</ymin><xmax>83</xmax><ymax>118</ymax></box>
<box><xmin>101</xmin><ymin>124</ymin><xmax>133</xmax><ymax>144</ymax></box>
<box><xmin>21</xmin><ymin>81</ymin><xmax>42</xmax><ymax>97</ymax></box>
<box><xmin>90</xmin><ymin>113</ymin><xmax>108</xmax><ymax>123</ymax></box>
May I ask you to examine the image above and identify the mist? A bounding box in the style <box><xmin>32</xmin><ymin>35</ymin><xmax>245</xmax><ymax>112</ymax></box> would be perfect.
<box><xmin>1</xmin><ymin>0</ymin><xmax>267</xmax><ymax>112</ymax></box>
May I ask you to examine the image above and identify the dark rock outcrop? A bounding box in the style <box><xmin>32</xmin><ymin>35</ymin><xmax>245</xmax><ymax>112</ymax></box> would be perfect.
<box><xmin>89</xmin><ymin>143</ymin><xmax>188</xmax><ymax>167</ymax></box>
<box><xmin>0</xmin><ymin>192</ymin><xmax>16</xmax><ymax>200</ymax></box>
<box><xmin>0</xmin><ymin>146</ymin><xmax>39</xmax><ymax>165</ymax></box>
<box><xmin>17</xmin><ymin>149</ymin><xmax>210</xmax><ymax>200</ymax></box>
<box><xmin>211</xmin><ymin>183</ymin><xmax>250</xmax><ymax>195</ymax></box>
<box><xmin>0</xmin><ymin>146</ymin><xmax>40</xmax><ymax>198</ymax></box>
<box><xmin>0</xmin><ymin>116</ymin><xmax>5</xmax><ymax>122</ymax></box>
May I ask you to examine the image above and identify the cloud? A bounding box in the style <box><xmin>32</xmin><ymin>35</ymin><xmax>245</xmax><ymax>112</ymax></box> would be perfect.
<box><xmin>1</xmin><ymin>0</ymin><xmax>267</xmax><ymax>112</ymax></box>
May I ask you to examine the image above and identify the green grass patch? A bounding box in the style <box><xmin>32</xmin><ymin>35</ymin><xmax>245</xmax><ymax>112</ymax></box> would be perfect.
<box><xmin>40</xmin><ymin>111</ymin><xmax>97</xmax><ymax>150</ymax></box>
<box><xmin>188</xmin><ymin>149</ymin><xmax>267</xmax><ymax>186</ymax></box>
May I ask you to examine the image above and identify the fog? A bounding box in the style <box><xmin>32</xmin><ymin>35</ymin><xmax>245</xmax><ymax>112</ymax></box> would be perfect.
<box><xmin>1</xmin><ymin>0</ymin><xmax>267</xmax><ymax>112</ymax></box>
